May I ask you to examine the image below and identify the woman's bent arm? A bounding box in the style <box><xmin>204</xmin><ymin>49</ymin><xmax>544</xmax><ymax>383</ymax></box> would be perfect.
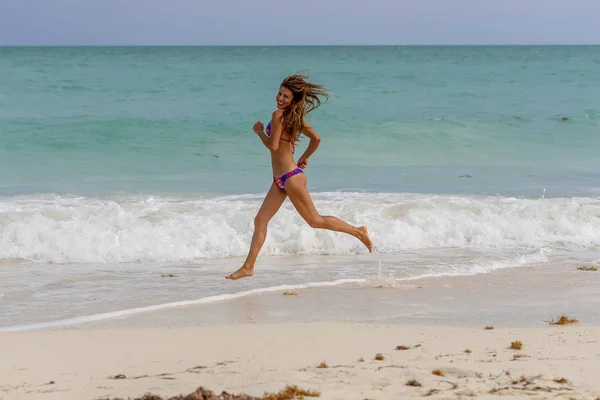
<box><xmin>298</xmin><ymin>123</ymin><xmax>321</xmax><ymax>161</ymax></box>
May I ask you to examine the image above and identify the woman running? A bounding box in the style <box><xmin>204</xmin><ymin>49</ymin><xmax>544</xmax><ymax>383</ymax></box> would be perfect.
<box><xmin>226</xmin><ymin>72</ymin><xmax>373</xmax><ymax>280</ymax></box>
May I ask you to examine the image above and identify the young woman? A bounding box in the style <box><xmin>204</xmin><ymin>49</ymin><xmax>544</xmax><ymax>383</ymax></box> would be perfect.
<box><xmin>226</xmin><ymin>73</ymin><xmax>373</xmax><ymax>280</ymax></box>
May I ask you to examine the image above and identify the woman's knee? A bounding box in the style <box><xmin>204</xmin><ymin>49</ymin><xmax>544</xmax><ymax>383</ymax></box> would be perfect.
<box><xmin>254</xmin><ymin>215</ymin><xmax>269</xmax><ymax>228</ymax></box>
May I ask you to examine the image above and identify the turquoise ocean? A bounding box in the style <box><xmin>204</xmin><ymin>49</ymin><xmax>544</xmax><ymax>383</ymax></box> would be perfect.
<box><xmin>1</xmin><ymin>46</ymin><xmax>600</xmax><ymax>330</ymax></box>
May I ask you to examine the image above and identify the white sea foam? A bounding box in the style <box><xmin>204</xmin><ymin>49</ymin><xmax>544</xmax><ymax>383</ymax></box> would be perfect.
<box><xmin>398</xmin><ymin>249</ymin><xmax>550</xmax><ymax>281</ymax></box>
<box><xmin>1</xmin><ymin>192</ymin><xmax>599</xmax><ymax>264</ymax></box>
<box><xmin>0</xmin><ymin>278</ymin><xmax>363</xmax><ymax>332</ymax></box>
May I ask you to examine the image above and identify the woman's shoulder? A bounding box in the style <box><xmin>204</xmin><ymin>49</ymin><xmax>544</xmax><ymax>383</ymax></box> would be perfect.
<box><xmin>270</xmin><ymin>109</ymin><xmax>284</xmax><ymax>124</ymax></box>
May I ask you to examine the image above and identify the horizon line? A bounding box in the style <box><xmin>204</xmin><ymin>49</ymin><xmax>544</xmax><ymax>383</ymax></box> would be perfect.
<box><xmin>1</xmin><ymin>43</ymin><xmax>600</xmax><ymax>47</ymax></box>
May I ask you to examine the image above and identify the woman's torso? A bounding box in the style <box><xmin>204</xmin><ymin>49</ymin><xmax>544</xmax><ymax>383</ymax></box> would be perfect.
<box><xmin>266</xmin><ymin>121</ymin><xmax>298</xmax><ymax>176</ymax></box>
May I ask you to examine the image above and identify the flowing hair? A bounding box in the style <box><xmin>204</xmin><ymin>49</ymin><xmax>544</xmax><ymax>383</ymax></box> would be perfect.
<box><xmin>279</xmin><ymin>72</ymin><xmax>329</xmax><ymax>142</ymax></box>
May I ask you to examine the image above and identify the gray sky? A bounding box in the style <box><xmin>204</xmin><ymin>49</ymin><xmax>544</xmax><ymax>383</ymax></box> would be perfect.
<box><xmin>1</xmin><ymin>0</ymin><xmax>599</xmax><ymax>46</ymax></box>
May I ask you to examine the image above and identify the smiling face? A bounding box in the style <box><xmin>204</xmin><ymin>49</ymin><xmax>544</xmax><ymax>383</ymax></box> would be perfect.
<box><xmin>276</xmin><ymin>86</ymin><xmax>294</xmax><ymax>110</ymax></box>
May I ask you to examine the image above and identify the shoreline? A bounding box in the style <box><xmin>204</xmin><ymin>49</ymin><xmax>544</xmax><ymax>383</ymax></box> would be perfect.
<box><xmin>2</xmin><ymin>259</ymin><xmax>600</xmax><ymax>332</ymax></box>
<box><xmin>2</xmin><ymin>322</ymin><xmax>599</xmax><ymax>399</ymax></box>
<box><xmin>63</xmin><ymin>262</ymin><xmax>600</xmax><ymax>331</ymax></box>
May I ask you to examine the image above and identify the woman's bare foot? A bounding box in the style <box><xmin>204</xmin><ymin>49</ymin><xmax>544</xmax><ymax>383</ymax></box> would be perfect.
<box><xmin>225</xmin><ymin>265</ymin><xmax>254</xmax><ymax>280</ymax></box>
<box><xmin>358</xmin><ymin>226</ymin><xmax>373</xmax><ymax>253</ymax></box>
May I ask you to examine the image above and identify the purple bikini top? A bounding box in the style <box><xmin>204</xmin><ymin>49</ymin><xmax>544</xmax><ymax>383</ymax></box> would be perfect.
<box><xmin>265</xmin><ymin>121</ymin><xmax>295</xmax><ymax>153</ymax></box>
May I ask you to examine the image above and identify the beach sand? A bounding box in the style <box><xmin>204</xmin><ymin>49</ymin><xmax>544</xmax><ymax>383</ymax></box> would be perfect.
<box><xmin>1</xmin><ymin>322</ymin><xmax>599</xmax><ymax>399</ymax></box>
<box><xmin>2</xmin><ymin>263</ymin><xmax>600</xmax><ymax>399</ymax></box>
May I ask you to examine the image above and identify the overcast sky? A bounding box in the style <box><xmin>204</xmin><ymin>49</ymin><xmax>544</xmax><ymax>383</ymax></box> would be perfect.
<box><xmin>1</xmin><ymin>0</ymin><xmax>599</xmax><ymax>46</ymax></box>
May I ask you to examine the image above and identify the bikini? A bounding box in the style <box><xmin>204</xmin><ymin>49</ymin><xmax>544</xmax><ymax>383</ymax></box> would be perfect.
<box><xmin>266</xmin><ymin>121</ymin><xmax>304</xmax><ymax>192</ymax></box>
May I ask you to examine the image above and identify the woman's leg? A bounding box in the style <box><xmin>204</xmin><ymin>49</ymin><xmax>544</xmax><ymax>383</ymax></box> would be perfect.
<box><xmin>226</xmin><ymin>183</ymin><xmax>288</xmax><ymax>280</ymax></box>
<box><xmin>284</xmin><ymin>174</ymin><xmax>373</xmax><ymax>252</ymax></box>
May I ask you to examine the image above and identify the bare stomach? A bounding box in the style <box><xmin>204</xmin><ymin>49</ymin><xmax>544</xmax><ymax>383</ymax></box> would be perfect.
<box><xmin>270</xmin><ymin>148</ymin><xmax>298</xmax><ymax>177</ymax></box>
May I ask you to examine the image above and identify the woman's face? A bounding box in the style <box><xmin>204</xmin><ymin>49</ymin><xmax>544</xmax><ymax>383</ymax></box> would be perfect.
<box><xmin>276</xmin><ymin>86</ymin><xmax>294</xmax><ymax>110</ymax></box>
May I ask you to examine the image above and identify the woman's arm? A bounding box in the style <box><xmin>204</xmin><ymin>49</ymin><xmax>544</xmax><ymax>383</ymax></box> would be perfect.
<box><xmin>297</xmin><ymin>123</ymin><xmax>321</xmax><ymax>169</ymax></box>
<box><xmin>254</xmin><ymin>111</ymin><xmax>283</xmax><ymax>151</ymax></box>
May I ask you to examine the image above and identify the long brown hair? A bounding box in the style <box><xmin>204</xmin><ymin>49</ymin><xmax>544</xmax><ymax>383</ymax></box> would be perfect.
<box><xmin>280</xmin><ymin>72</ymin><xmax>329</xmax><ymax>142</ymax></box>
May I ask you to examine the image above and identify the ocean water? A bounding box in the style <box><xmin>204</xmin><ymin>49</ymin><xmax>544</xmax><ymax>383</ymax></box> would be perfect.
<box><xmin>1</xmin><ymin>46</ymin><xmax>600</xmax><ymax>331</ymax></box>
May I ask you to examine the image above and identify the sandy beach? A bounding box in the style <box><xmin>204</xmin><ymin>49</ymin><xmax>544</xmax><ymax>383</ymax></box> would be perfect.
<box><xmin>2</xmin><ymin>263</ymin><xmax>600</xmax><ymax>399</ymax></box>
<box><xmin>1</xmin><ymin>321</ymin><xmax>599</xmax><ymax>400</ymax></box>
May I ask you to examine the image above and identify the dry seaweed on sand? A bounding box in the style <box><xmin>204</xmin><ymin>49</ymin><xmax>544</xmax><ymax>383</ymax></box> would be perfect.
<box><xmin>431</xmin><ymin>369</ymin><xmax>445</xmax><ymax>377</ymax></box>
<box><xmin>374</xmin><ymin>353</ymin><xmax>384</xmax><ymax>360</ymax></box>
<box><xmin>264</xmin><ymin>385</ymin><xmax>320</xmax><ymax>400</ymax></box>
<box><xmin>109</xmin><ymin>384</ymin><xmax>320</xmax><ymax>400</ymax></box>
<box><xmin>546</xmin><ymin>314</ymin><xmax>579</xmax><ymax>325</ymax></box>
<box><xmin>395</xmin><ymin>345</ymin><xmax>410</xmax><ymax>350</ymax></box>
<box><xmin>510</xmin><ymin>341</ymin><xmax>523</xmax><ymax>350</ymax></box>
<box><xmin>514</xmin><ymin>375</ymin><xmax>531</xmax><ymax>385</ymax></box>
<box><xmin>484</xmin><ymin>325</ymin><xmax>495</xmax><ymax>330</ymax></box>
<box><xmin>577</xmin><ymin>265</ymin><xmax>597</xmax><ymax>271</ymax></box>
<box><xmin>406</xmin><ymin>380</ymin><xmax>422</xmax><ymax>387</ymax></box>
